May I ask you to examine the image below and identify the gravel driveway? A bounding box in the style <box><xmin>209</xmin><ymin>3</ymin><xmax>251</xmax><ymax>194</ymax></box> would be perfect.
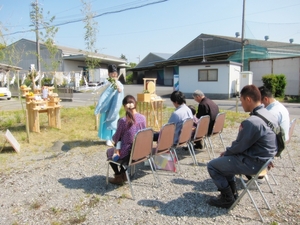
<box><xmin>0</xmin><ymin>121</ymin><xmax>299</xmax><ymax>225</ymax></box>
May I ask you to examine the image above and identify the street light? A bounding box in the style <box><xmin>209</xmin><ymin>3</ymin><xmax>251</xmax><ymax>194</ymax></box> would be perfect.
<box><xmin>199</xmin><ymin>38</ymin><xmax>213</xmax><ymax>62</ymax></box>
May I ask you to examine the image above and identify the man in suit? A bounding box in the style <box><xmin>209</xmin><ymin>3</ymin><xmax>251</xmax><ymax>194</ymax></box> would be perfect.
<box><xmin>193</xmin><ymin>90</ymin><xmax>219</xmax><ymax>148</ymax></box>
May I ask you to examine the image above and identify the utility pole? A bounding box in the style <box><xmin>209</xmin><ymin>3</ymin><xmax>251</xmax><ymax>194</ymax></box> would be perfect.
<box><xmin>32</xmin><ymin>0</ymin><xmax>41</xmax><ymax>87</ymax></box>
<box><xmin>241</xmin><ymin>0</ymin><xmax>246</xmax><ymax>72</ymax></box>
<box><xmin>236</xmin><ymin>0</ymin><xmax>246</xmax><ymax>113</ymax></box>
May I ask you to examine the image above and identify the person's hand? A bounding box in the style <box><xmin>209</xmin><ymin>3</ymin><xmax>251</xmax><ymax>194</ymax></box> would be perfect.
<box><xmin>114</xmin><ymin>149</ymin><xmax>120</xmax><ymax>155</ymax></box>
<box><xmin>268</xmin><ymin>161</ymin><xmax>274</xmax><ymax>170</ymax></box>
<box><xmin>219</xmin><ymin>151</ymin><xmax>226</xmax><ymax>157</ymax></box>
<box><xmin>117</xmin><ymin>86</ymin><xmax>122</xmax><ymax>93</ymax></box>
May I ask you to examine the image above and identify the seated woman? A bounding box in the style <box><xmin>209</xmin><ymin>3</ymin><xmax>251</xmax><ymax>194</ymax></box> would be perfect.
<box><xmin>106</xmin><ymin>95</ymin><xmax>146</xmax><ymax>185</ymax></box>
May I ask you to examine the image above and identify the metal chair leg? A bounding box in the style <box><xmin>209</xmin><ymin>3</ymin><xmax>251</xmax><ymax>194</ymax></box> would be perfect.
<box><xmin>203</xmin><ymin>137</ymin><xmax>212</xmax><ymax>159</ymax></box>
<box><xmin>106</xmin><ymin>162</ymin><xmax>110</xmax><ymax>186</ymax></box>
<box><xmin>229</xmin><ymin>175</ymin><xmax>266</xmax><ymax>222</ymax></box>
<box><xmin>207</xmin><ymin>136</ymin><xmax>216</xmax><ymax>158</ymax></box>
<box><xmin>170</xmin><ymin>147</ymin><xmax>181</xmax><ymax>172</ymax></box>
<box><xmin>219</xmin><ymin>133</ymin><xmax>226</xmax><ymax>151</ymax></box>
<box><xmin>187</xmin><ymin>141</ymin><xmax>198</xmax><ymax>165</ymax></box>
<box><xmin>124</xmin><ymin>167</ymin><xmax>135</xmax><ymax>200</ymax></box>
<box><xmin>148</xmin><ymin>158</ymin><xmax>161</xmax><ymax>187</ymax></box>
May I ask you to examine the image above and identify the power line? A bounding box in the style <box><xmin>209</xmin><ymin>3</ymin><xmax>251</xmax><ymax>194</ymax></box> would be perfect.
<box><xmin>3</xmin><ymin>0</ymin><xmax>168</xmax><ymax>37</ymax></box>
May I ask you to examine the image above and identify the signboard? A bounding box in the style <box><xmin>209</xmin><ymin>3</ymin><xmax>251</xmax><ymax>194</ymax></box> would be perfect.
<box><xmin>2</xmin><ymin>129</ymin><xmax>20</xmax><ymax>153</ymax></box>
<box><xmin>173</xmin><ymin>74</ymin><xmax>179</xmax><ymax>91</ymax></box>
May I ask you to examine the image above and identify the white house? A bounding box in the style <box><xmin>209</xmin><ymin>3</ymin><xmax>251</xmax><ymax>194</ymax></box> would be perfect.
<box><xmin>178</xmin><ymin>61</ymin><xmax>242</xmax><ymax>99</ymax></box>
<box><xmin>131</xmin><ymin>33</ymin><xmax>300</xmax><ymax>98</ymax></box>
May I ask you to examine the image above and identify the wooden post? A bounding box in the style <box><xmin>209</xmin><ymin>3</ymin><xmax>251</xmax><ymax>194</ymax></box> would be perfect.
<box><xmin>95</xmin><ymin>114</ymin><xmax>99</xmax><ymax>130</ymax></box>
<box><xmin>55</xmin><ymin>107</ymin><xmax>61</xmax><ymax>129</ymax></box>
<box><xmin>25</xmin><ymin>109</ymin><xmax>30</xmax><ymax>143</ymax></box>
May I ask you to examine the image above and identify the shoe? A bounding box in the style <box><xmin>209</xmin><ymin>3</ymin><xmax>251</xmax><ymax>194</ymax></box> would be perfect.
<box><xmin>182</xmin><ymin>146</ymin><xmax>189</xmax><ymax>151</ymax></box>
<box><xmin>108</xmin><ymin>174</ymin><xmax>124</xmax><ymax>185</ymax></box>
<box><xmin>208</xmin><ymin>186</ymin><xmax>235</xmax><ymax>208</ymax></box>
<box><xmin>194</xmin><ymin>140</ymin><xmax>203</xmax><ymax>149</ymax></box>
<box><xmin>106</xmin><ymin>140</ymin><xmax>114</xmax><ymax>147</ymax></box>
<box><xmin>194</xmin><ymin>144</ymin><xmax>203</xmax><ymax>149</ymax></box>
<box><xmin>121</xmin><ymin>172</ymin><xmax>127</xmax><ymax>182</ymax></box>
<box><xmin>228</xmin><ymin>181</ymin><xmax>238</xmax><ymax>200</ymax></box>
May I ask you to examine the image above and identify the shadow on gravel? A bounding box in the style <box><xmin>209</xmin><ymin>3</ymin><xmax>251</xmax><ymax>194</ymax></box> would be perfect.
<box><xmin>137</xmin><ymin>192</ymin><xmax>227</xmax><ymax>218</ymax></box>
<box><xmin>171</xmin><ymin>178</ymin><xmax>217</xmax><ymax>192</ymax></box>
<box><xmin>50</xmin><ymin>140</ymin><xmax>104</xmax><ymax>152</ymax></box>
<box><xmin>58</xmin><ymin>175</ymin><xmax>111</xmax><ymax>195</ymax></box>
<box><xmin>175</xmin><ymin>148</ymin><xmax>208</xmax><ymax>167</ymax></box>
<box><xmin>58</xmin><ymin>164</ymin><xmax>154</xmax><ymax>195</ymax></box>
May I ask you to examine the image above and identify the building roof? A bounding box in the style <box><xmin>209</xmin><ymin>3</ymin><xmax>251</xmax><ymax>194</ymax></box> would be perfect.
<box><xmin>134</xmin><ymin>52</ymin><xmax>173</xmax><ymax>69</ymax></box>
<box><xmin>56</xmin><ymin>44</ymin><xmax>126</xmax><ymax>64</ymax></box>
<box><xmin>8</xmin><ymin>39</ymin><xmax>127</xmax><ymax>65</ymax></box>
<box><xmin>0</xmin><ymin>63</ymin><xmax>22</xmax><ymax>72</ymax></box>
<box><xmin>134</xmin><ymin>33</ymin><xmax>300</xmax><ymax>70</ymax></box>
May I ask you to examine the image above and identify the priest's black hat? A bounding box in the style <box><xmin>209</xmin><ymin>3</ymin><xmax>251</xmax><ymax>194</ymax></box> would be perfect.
<box><xmin>108</xmin><ymin>64</ymin><xmax>117</xmax><ymax>73</ymax></box>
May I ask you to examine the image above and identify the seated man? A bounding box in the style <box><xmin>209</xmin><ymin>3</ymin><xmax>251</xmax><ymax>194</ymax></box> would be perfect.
<box><xmin>192</xmin><ymin>90</ymin><xmax>219</xmax><ymax>148</ymax></box>
<box><xmin>207</xmin><ymin>85</ymin><xmax>278</xmax><ymax>208</ymax></box>
<box><xmin>259</xmin><ymin>86</ymin><xmax>290</xmax><ymax>141</ymax></box>
<box><xmin>153</xmin><ymin>91</ymin><xmax>193</xmax><ymax>144</ymax></box>
<box><xmin>168</xmin><ymin>91</ymin><xmax>193</xmax><ymax>145</ymax></box>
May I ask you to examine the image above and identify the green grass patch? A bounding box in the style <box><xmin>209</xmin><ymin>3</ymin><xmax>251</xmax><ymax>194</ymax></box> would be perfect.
<box><xmin>0</xmin><ymin>105</ymin><xmax>251</xmax><ymax>173</ymax></box>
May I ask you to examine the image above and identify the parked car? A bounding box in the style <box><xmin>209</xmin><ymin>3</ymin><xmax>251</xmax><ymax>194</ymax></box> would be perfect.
<box><xmin>0</xmin><ymin>87</ymin><xmax>11</xmax><ymax>100</ymax></box>
<box><xmin>88</xmin><ymin>81</ymin><xmax>104</xmax><ymax>87</ymax></box>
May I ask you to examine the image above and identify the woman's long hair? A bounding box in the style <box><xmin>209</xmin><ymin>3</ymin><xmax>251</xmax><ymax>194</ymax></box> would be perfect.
<box><xmin>122</xmin><ymin>95</ymin><xmax>137</xmax><ymax>127</ymax></box>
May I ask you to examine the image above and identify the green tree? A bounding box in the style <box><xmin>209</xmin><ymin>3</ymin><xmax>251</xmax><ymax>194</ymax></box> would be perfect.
<box><xmin>81</xmin><ymin>0</ymin><xmax>100</xmax><ymax>82</ymax></box>
<box><xmin>0</xmin><ymin>23</ymin><xmax>26</xmax><ymax>91</ymax></box>
<box><xmin>125</xmin><ymin>62</ymin><xmax>136</xmax><ymax>84</ymax></box>
<box><xmin>40</xmin><ymin>16</ymin><xmax>59</xmax><ymax>72</ymax></box>
<box><xmin>129</xmin><ymin>62</ymin><xmax>136</xmax><ymax>68</ymax></box>
<box><xmin>30</xmin><ymin>0</ymin><xmax>59</xmax><ymax>88</ymax></box>
<box><xmin>121</xmin><ymin>54</ymin><xmax>127</xmax><ymax>61</ymax></box>
<box><xmin>0</xmin><ymin>26</ymin><xmax>6</xmax><ymax>61</ymax></box>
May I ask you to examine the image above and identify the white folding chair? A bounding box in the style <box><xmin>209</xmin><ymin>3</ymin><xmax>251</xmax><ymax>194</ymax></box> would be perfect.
<box><xmin>229</xmin><ymin>158</ymin><xmax>274</xmax><ymax>223</ymax></box>
<box><xmin>151</xmin><ymin>123</ymin><xmax>177</xmax><ymax>172</ymax></box>
<box><xmin>283</xmin><ymin>118</ymin><xmax>297</xmax><ymax>171</ymax></box>
<box><xmin>171</xmin><ymin>118</ymin><xmax>196</xmax><ymax>169</ymax></box>
<box><xmin>207</xmin><ymin>112</ymin><xmax>226</xmax><ymax>158</ymax></box>
<box><xmin>190</xmin><ymin>115</ymin><xmax>212</xmax><ymax>159</ymax></box>
<box><xmin>106</xmin><ymin>128</ymin><xmax>160</xmax><ymax>200</ymax></box>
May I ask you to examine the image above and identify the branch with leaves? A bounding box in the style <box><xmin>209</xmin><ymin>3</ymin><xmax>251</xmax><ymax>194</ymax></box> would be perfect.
<box><xmin>107</xmin><ymin>77</ymin><xmax>118</xmax><ymax>90</ymax></box>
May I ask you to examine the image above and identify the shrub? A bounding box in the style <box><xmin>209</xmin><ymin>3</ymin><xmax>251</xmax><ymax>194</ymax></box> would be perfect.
<box><xmin>262</xmin><ymin>74</ymin><xmax>286</xmax><ymax>97</ymax></box>
<box><xmin>126</xmin><ymin>73</ymin><xmax>134</xmax><ymax>84</ymax></box>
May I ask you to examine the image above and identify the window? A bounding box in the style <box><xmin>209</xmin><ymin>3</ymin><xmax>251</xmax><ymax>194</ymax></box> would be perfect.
<box><xmin>198</xmin><ymin>69</ymin><xmax>218</xmax><ymax>81</ymax></box>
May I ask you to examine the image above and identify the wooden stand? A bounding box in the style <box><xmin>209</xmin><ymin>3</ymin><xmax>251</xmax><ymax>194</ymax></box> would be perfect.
<box><xmin>137</xmin><ymin>78</ymin><xmax>163</xmax><ymax>131</ymax></box>
<box><xmin>137</xmin><ymin>100</ymin><xmax>164</xmax><ymax>131</ymax></box>
<box><xmin>47</xmin><ymin>86</ymin><xmax>54</xmax><ymax>96</ymax></box>
<box><xmin>143</xmin><ymin>78</ymin><xmax>157</xmax><ymax>93</ymax></box>
<box><xmin>21</xmin><ymin>87</ymin><xmax>31</xmax><ymax>97</ymax></box>
<box><xmin>26</xmin><ymin>95</ymin><xmax>62</xmax><ymax>133</ymax></box>
<box><xmin>137</xmin><ymin>93</ymin><xmax>151</xmax><ymax>102</ymax></box>
<box><xmin>34</xmin><ymin>88</ymin><xmax>41</xmax><ymax>95</ymax></box>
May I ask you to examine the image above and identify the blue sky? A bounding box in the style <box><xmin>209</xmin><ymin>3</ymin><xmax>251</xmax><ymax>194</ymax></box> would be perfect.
<box><xmin>1</xmin><ymin>0</ymin><xmax>300</xmax><ymax>64</ymax></box>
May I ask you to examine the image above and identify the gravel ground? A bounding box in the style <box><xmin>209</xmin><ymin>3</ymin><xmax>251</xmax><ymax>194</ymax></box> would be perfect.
<box><xmin>0</xmin><ymin>121</ymin><xmax>299</xmax><ymax>225</ymax></box>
